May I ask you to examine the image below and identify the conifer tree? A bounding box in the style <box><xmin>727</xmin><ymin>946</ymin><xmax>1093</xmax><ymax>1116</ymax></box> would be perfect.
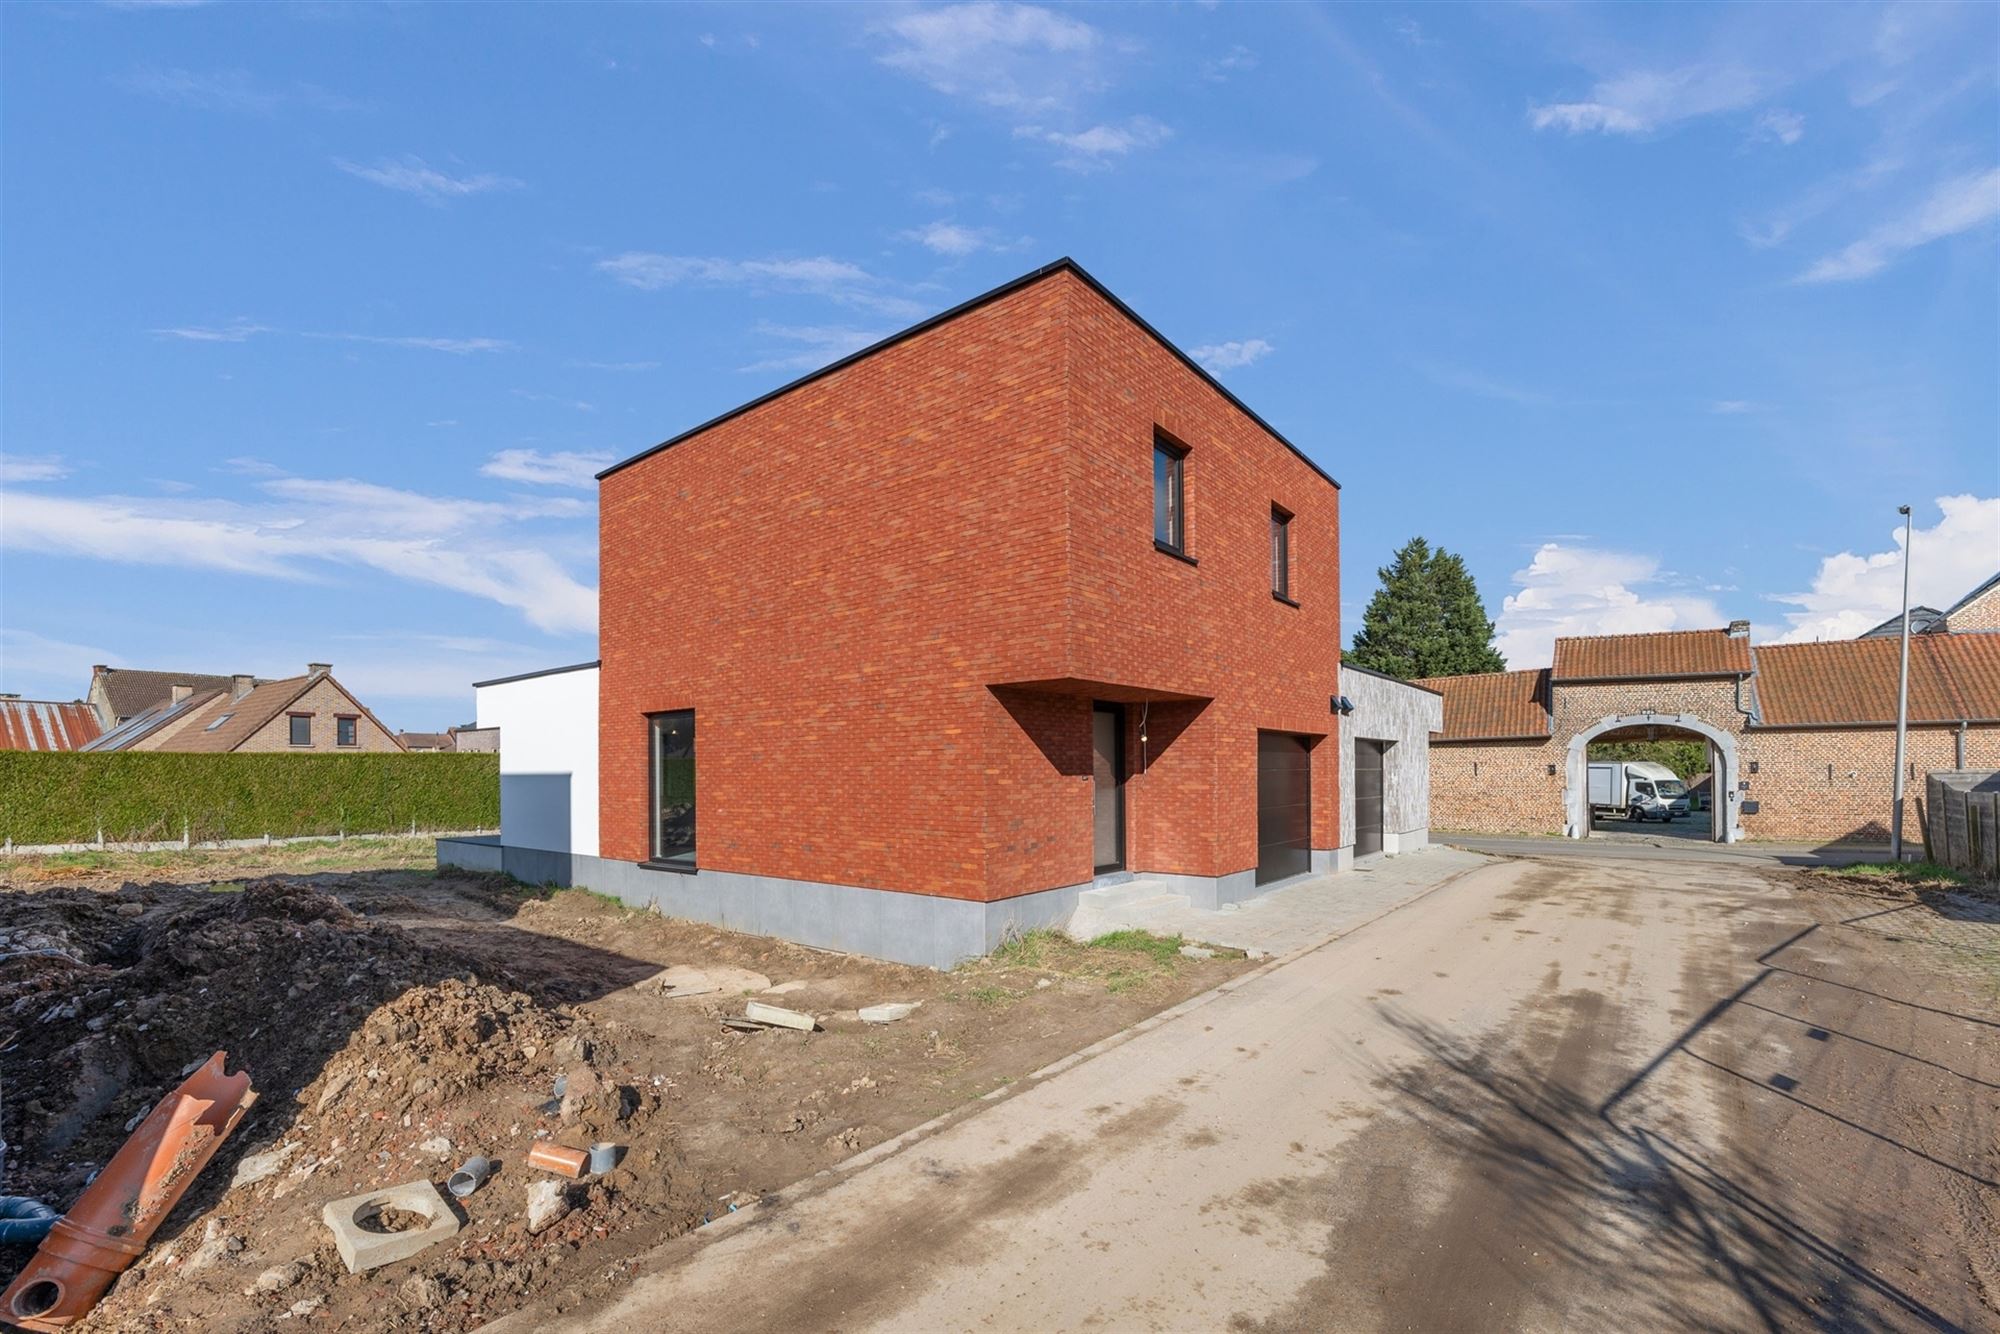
<box><xmin>1348</xmin><ymin>537</ymin><xmax>1507</xmax><ymax>679</ymax></box>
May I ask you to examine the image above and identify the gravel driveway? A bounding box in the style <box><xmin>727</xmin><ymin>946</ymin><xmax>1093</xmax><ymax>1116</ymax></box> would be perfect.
<box><xmin>516</xmin><ymin>853</ymin><xmax>1999</xmax><ymax>1333</ymax></box>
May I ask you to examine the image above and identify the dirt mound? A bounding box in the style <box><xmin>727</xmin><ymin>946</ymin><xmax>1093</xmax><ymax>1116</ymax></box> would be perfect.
<box><xmin>0</xmin><ymin>878</ymin><xmax>702</xmax><ymax>1332</ymax></box>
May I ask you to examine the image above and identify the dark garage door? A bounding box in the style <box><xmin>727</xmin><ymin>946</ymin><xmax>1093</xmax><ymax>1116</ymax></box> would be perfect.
<box><xmin>1256</xmin><ymin>731</ymin><xmax>1312</xmax><ymax>885</ymax></box>
<box><xmin>1354</xmin><ymin>738</ymin><xmax>1385</xmax><ymax>858</ymax></box>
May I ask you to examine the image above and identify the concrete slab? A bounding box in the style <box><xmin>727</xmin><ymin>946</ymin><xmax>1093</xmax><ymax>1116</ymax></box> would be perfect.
<box><xmin>321</xmin><ymin>1180</ymin><xmax>461</xmax><ymax>1274</ymax></box>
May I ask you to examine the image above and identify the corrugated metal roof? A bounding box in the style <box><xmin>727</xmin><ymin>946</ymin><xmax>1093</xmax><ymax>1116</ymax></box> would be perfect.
<box><xmin>0</xmin><ymin>699</ymin><xmax>104</xmax><ymax>751</ymax></box>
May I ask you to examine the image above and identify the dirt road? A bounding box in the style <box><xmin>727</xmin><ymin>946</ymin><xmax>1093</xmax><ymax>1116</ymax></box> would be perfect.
<box><xmin>531</xmin><ymin>854</ymin><xmax>2000</xmax><ymax>1333</ymax></box>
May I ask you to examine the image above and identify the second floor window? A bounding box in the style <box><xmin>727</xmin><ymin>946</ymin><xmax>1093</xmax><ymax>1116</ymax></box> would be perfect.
<box><xmin>1271</xmin><ymin>506</ymin><xmax>1292</xmax><ymax>601</ymax></box>
<box><xmin>1153</xmin><ymin>437</ymin><xmax>1186</xmax><ymax>552</ymax></box>
<box><xmin>337</xmin><ymin>716</ymin><xmax>358</xmax><ymax>746</ymax></box>
<box><xmin>289</xmin><ymin>714</ymin><xmax>312</xmax><ymax>746</ymax></box>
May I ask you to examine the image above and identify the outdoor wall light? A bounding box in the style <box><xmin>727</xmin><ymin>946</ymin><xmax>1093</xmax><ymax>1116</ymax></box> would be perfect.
<box><xmin>1546</xmin><ymin>764</ymin><xmax>1557</xmax><ymax>775</ymax></box>
<box><xmin>1749</xmin><ymin>760</ymin><xmax>1759</xmax><ymax>774</ymax></box>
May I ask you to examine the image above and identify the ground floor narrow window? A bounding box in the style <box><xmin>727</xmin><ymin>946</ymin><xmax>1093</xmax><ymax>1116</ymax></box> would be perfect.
<box><xmin>650</xmin><ymin>710</ymin><xmax>696</xmax><ymax>867</ymax></box>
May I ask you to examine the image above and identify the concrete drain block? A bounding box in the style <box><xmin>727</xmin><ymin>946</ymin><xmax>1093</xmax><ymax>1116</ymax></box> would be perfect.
<box><xmin>322</xmin><ymin>1180</ymin><xmax>461</xmax><ymax>1274</ymax></box>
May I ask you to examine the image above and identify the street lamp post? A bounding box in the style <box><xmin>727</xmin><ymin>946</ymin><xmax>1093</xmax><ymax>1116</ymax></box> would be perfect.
<box><xmin>1890</xmin><ymin>504</ymin><xmax>1913</xmax><ymax>863</ymax></box>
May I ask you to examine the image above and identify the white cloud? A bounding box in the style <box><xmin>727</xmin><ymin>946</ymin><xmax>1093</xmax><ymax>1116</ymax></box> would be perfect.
<box><xmin>1529</xmin><ymin>64</ymin><xmax>1770</xmax><ymax>137</ymax></box>
<box><xmin>740</xmin><ymin>323</ymin><xmax>890</xmax><ymax>373</ymax></box>
<box><xmin>1421</xmin><ymin>364</ymin><xmax>1552</xmax><ymax>407</ymax></box>
<box><xmin>1191</xmin><ymin>339</ymin><xmax>1274</xmax><ymax>371</ymax></box>
<box><xmin>1013</xmin><ymin>116</ymin><xmax>1172</xmax><ymax>170</ymax></box>
<box><xmin>1798</xmin><ymin>167</ymin><xmax>2000</xmax><ymax>283</ymax></box>
<box><xmin>1494</xmin><ymin>544</ymin><xmax>1726</xmax><ymax>667</ymax></box>
<box><xmin>480</xmin><ymin>449</ymin><xmax>614</xmax><ymax>488</ymax></box>
<box><xmin>1754</xmin><ymin>108</ymin><xmax>1805</xmax><ymax>145</ymax></box>
<box><xmin>0</xmin><ymin>477</ymin><xmax>596</xmax><ymax>635</ymax></box>
<box><xmin>595</xmin><ymin>253</ymin><xmax>924</xmax><ymax>318</ymax></box>
<box><xmin>509</xmin><ymin>389</ymin><xmax>595</xmax><ymax>413</ymax></box>
<box><xmin>1201</xmin><ymin>45</ymin><xmax>1257</xmax><ymax>82</ymax></box>
<box><xmin>150</xmin><ymin>318</ymin><xmax>270</xmax><ymax>342</ymax></box>
<box><xmin>0</xmin><ymin>628</ymin><xmax>125</xmax><ymax>699</ymax></box>
<box><xmin>877</xmin><ymin>3</ymin><xmax>1101</xmax><ymax>114</ymax></box>
<box><xmin>1709</xmin><ymin>399</ymin><xmax>1765</xmax><ymax>415</ymax></box>
<box><xmin>1771</xmin><ymin>495</ymin><xmax>2000</xmax><ymax>642</ymax></box>
<box><xmin>334</xmin><ymin>156</ymin><xmax>522</xmax><ymax>203</ymax></box>
<box><xmin>306</xmin><ymin>332</ymin><xmax>514</xmax><ymax>354</ymax></box>
<box><xmin>897</xmin><ymin>220</ymin><xmax>1027</xmax><ymax>256</ymax></box>
<box><xmin>0</xmin><ymin>455</ymin><xmax>70</xmax><ymax>483</ymax></box>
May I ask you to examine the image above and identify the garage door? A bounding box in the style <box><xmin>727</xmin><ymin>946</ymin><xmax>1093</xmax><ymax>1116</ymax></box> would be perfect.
<box><xmin>1354</xmin><ymin>738</ymin><xmax>1385</xmax><ymax>858</ymax></box>
<box><xmin>1256</xmin><ymin>731</ymin><xmax>1312</xmax><ymax>885</ymax></box>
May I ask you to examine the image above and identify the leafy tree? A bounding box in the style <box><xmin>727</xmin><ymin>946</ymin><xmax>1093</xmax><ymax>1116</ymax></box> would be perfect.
<box><xmin>1348</xmin><ymin>537</ymin><xmax>1506</xmax><ymax>679</ymax></box>
<box><xmin>1587</xmin><ymin>738</ymin><xmax>1711</xmax><ymax>780</ymax></box>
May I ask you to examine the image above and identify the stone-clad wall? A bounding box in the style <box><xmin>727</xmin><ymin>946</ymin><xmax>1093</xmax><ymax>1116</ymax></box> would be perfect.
<box><xmin>1337</xmin><ymin>665</ymin><xmax>1444</xmax><ymax>857</ymax></box>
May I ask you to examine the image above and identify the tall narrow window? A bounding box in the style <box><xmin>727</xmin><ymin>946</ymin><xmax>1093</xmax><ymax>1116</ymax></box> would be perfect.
<box><xmin>288</xmin><ymin>713</ymin><xmax>312</xmax><ymax>746</ymax></box>
<box><xmin>650</xmin><ymin>710</ymin><xmax>696</xmax><ymax>868</ymax></box>
<box><xmin>1153</xmin><ymin>436</ymin><xmax>1186</xmax><ymax>553</ymax></box>
<box><xmin>1271</xmin><ymin>506</ymin><xmax>1293</xmax><ymax>602</ymax></box>
<box><xmin>336</xmin><ymin>716</ymin><xmax>358</xmax><ymax>747</ymax></box>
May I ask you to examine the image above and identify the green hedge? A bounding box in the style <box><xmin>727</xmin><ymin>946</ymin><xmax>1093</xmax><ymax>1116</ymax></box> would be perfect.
<box><xmin>0</xmin><ymin>752</ymin><xmax>498</xmax><ymax>846</ymax></box>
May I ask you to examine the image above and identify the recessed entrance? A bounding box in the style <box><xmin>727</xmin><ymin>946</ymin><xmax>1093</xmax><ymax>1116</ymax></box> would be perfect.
<box><xmin>1565</xmin><ymin>713</ymin><xmax>1740</xmax><ymax>844</ymax></box>
<box><xmin>1353</xmin><ymin>738</ymin><xmax>1386</xmax><ymax>858</ymax></box>
<box><xmin>1257</xmin><ymin>731</ymin><xmax>1312</xmax><ymax>884</ymax></box>
<box><xmin>1092</xmin><ymin>703</ymin><xmax>1126</xmax><ymax>873</ymax></box>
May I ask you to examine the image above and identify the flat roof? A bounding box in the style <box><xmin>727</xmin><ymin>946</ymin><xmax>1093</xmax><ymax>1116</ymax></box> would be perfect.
<box><xmin>472</xmin><ymin>660</ymin><xmax>601</xmax><ymax>689</ymax></box>
<box><xmin>595</xmin><ymin>257</ymin><xmax>1339</xmax><ymax>491</ymax></box>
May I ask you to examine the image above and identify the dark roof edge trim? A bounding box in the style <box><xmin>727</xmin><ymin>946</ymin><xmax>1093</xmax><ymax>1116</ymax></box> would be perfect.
<box><xmin>1433</xmin><ymin>733</ymin><xmax>1555</xmax><ymax>744</ymax></box>
<box><xmin>1340</xmin><ymin>661</ymin><xmax>1445</xmax><ymax>696</ymax></box>
<box><xmin>1550</xmin><ymin>671</ymin><xmax>1750</xmax><ymax>684</ymax></box>
<box><xmin>1748</xmin><ymin>718</ymin><xmax>1997</xmax><ymax>732</ymax></box>
<box><xmin>473</xmin><ymin>660</ymin><xmax>602</xmax><ymax>689</ymax></box>
<box><xmin>594</xmin><ymin>257</ymin><xmax>1340</xmax><ymax>491</ymax></box>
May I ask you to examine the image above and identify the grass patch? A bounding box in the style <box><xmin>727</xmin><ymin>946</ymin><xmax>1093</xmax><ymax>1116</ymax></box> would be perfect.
<box><xmin>1085</xmin><ymin>929</ymin><xmax>1185</xmax><ymax>964</ymax></box>
<box><xmin>0</xmin><ymin>836</ymin><xmax>438</xmax><ymax>888</ymax></box>
<box><xmin>1823</xmin><ymin>860</ymin><xmax>1967</xmax><ymax>887</ymax></box>
<box><xmin>957</xmin><ymin>985</ymin><xmax>1018</xmax><ymax>1007</ymax></box>
<box><xmin>990</xmin><ymin>928</ymin><xmax>1064</xmax><ymax>970</ymax></box>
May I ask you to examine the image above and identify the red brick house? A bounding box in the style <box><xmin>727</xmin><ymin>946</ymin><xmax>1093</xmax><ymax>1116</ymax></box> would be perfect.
<box><xmin>553</xmin><ymin>259</ymin><xmax>1343</xmax><ymax>965</ymax></box>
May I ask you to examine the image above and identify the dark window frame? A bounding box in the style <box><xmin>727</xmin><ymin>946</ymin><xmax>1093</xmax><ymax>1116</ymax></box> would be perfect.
<box><xmin>287</xmin><ymin>713</ymin><xmax>313</xmax><ymax>747</ymax></box>
<box><xmin>646</xmin><ymin>709</ymin><xmax>697</xmax><ymax>871</ymax></box>
<box><xmin>1152</xmin><ymin>431</ymin><xmax>1190</xmax><ymax>559</ymax></box>
<box><xmin>1271</xmin><ymin>504</ymin><xmax>1297</xmax><ymax>605</ymax></box>
<box><xmin>335</xmin><ymin>714</ymin><xmax>359</xmax><ymax>747</ymax></box>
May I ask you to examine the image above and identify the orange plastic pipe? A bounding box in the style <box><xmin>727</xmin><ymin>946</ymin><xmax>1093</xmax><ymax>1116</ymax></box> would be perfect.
<box><xmin>1</xmin><ymin>1053</ymin><xmax>254</xmax><ymax>1330</ymax></box>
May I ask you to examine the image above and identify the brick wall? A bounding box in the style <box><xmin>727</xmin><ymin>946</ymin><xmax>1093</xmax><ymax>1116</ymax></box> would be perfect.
<box><xmin>1947</xmin><ymin>581</ymin><xmax>2000</xmax><ymax>633</ymax></box>
<box><xmin>598</xmin><ymin>267</ymin><xmax>1340</xmax><ymax>901</ymax></box>
<box><xmin>235</xmin><ymin>679</ymin><xmax>401</xmax><ymax>753</ymax></box>
<box><xmin>1427</xmin><ymin>667</ymin><xmax>2000</xmax><ymax>843</ymax></box>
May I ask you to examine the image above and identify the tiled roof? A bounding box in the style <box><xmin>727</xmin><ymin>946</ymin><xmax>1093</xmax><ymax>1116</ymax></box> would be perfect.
<box><xmin>1551</xmin><ymin>629</ymin><xmax>1753</xmax><ymax>681</ymax></box>
<box><xmin>1411</xmin><ymin>669</ymin><xmax>1551</xmax><ymax>741</ymax></box>
<box><xmin>155</xmin><ymin>673</ymin><xmax>406</xmax><ymax>753</ymax></box>
<box><xmin>95</xmin><ymin>669</ymin><xmax>246</xmax><ymax>720</ymax></box>
<box><xmin>81</xmin><ymin>690</ymin><xmax>224</xmax><ymax>752</ymax></box>
<box><xmin>0</xmin><ymin>699</ymin><xmax>103</xmax><ymax>751</ymax></box>
<box><xmin>1753</xmin><ymin>634</ymin><xmax>2000</xmax><ymax>727</ymax></box>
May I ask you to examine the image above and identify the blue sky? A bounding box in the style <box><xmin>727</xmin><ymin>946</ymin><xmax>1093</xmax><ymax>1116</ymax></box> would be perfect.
<box><xmin>2</xmin><ymin>1</ymin><xmax>1996</xmax><ymax>731</ymax></box>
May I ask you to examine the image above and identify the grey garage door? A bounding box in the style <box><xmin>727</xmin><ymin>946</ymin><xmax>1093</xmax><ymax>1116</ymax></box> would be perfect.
<box><xmin>1256</xmin><ymin>731</ymin><xmax>1312</xmax><ymax>885</ymax></box>
<box><xmin>1354</xmin><ymin>738</ymin><xmax>1385</xmax><ymax>858</ymax></box>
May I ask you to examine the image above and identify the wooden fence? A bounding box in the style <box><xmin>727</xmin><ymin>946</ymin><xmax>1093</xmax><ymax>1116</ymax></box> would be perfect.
<box><xmin>1924</xmin><ymin>770</ymin><xmax>2000</xmax><ymax>882</ymax></box>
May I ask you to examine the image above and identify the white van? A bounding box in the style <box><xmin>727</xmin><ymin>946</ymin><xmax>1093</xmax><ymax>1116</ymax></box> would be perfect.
<box><xmin>1587</xmin><ymin>760</ymin><xmax>1691</xmax><ymax>823</ymax></box>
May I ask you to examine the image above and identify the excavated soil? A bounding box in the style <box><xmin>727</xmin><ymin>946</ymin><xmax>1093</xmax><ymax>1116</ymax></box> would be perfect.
<box><xmin>0</xmin><ymin>857</ymin><xmax>1249</xmax><ymax>1330</ymax></box>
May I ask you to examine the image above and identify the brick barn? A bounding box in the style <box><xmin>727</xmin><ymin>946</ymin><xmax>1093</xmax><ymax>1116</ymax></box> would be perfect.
<box><xmin>450</xmin><ymin>259</ymin><xmax>1380</xmax><ymax>967</ymax></box>
<box><xmin>1418</xmin><ymin>574</ymin><xmax>2000</xmax><ymax>845</ymax></box>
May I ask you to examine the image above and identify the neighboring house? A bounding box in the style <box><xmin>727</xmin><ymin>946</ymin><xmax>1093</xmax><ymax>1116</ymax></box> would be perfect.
<box><xmin>400</xmin><ymin>726</ymin><xmax>500</xmax><ymax>753</ymax></box>
<box><xmin>1418</xmin><ymin>572</ymin><xmax>2000</xmax><ymax>845</ymax></box>
<box><xmin>87</xmin><ymin>667</ymin><xmax>248</xmax><ymax>729</ymax></box>
<box><xmin>0</xmin><ymin>697</ymin><xmax>104</xmax><ymax>751</ymax></box>
<box><xmin>83</xmin><ymin>664</ymin><xmax>405</xmax><ymax>753</ymax></box>
<box><xmin>1860</xmin><ymin>606</ymin><xmax>1944</xmax><ymax>638</ymax></box>
<box><xmin>445</xmin><ymin>259</ymin><xmax>1408</xmax><ymax>968</ymax></box>
<box><xmin>399</xmin><ymin>732</ymin><xmax>455</xmax><ymax>752</ymax></box>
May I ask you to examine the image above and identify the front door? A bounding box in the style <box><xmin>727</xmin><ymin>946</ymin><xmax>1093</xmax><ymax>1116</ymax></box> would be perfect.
<box><xmin>1092</xmin><ymin>704</ymin><xmax>1126</xmax><ymax>873</ymax></box>
<box><xmin>1256</xmin><ymin>731</ymin><xmax>1312</xmax><ymax>885</ymax></box>
<box><xmin>1354</xmin><ymin>738</ymin><xmax>1385</xmax><ymax>858</ymax></box>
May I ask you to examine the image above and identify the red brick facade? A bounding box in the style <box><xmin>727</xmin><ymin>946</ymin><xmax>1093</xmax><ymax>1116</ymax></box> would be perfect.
<box><xmin>598</xmin><ymin>263</ymin><xmax>1341</xmax><ymax>902</ymax></box>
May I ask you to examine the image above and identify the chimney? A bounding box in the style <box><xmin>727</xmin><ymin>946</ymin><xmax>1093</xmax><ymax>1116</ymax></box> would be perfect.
<box><xmin>171</xmin><ymin>684</ymin><xmax>192</xmax><ymax>705</ymax></box>
<box><xmin>307</xmin><ymin>662</ymin><xmax>332</xmax><ymax>678</ymax></box>
<box><xmin>232</xmin><ymin>674</ymin><xmax>256</xmax><ymax>700</ymax></box>
<box><xmin>91</xmin><ymin>665</ymin><xmax>109</xmax><ymax>677</ymax></box>
<box><xmin>1727</xmin><ymin>620</ymin><xmax>1751</xmax><ymax>638</ymax></box>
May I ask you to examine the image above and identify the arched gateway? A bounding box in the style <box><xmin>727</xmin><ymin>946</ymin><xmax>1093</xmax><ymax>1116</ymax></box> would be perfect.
<box><xmin>1565</xmin><ymin>712</ymin><xmax>1740</xmax><ymax>843</ymax></box>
